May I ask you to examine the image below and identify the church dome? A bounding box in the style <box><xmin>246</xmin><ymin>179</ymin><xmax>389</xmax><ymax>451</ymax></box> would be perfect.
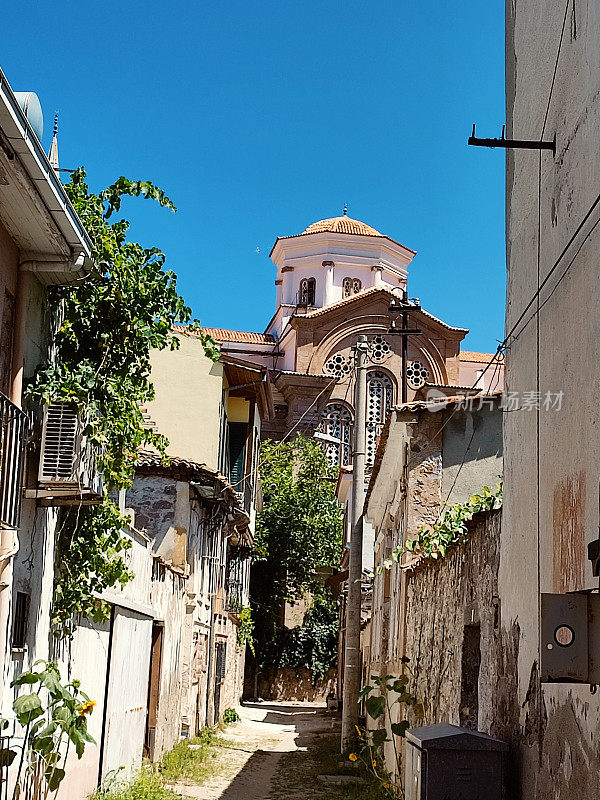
<box><xmin>302</xmin><ymin>214</ymin><xmax>383</xmax><ymax>237</ymax></box>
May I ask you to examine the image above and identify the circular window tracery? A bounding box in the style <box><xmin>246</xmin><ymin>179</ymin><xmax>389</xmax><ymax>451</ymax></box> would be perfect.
<box><xmin>406</xmin><ymin>360</ymin><xmax>430</xmax><ymax>389</ymax></box>
<box><xmin>324</xmin><ymin>353</ymin><xmax>351</xmax><ymax>378</ymax></box>
<box><xmin>369</xmin><ymin>335</ymin><xmax>391</xmax><ymax>363</ymax></box>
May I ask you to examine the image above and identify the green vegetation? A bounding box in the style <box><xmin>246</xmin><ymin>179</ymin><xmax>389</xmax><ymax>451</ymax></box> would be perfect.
<box><xmin>236</xmin><ymin>606</ymin><xmax>255</xmax><ymax>653</ymax></box>
<box><xmin>222</xmin><ymin>708</ymin><xmax>241</xmax><ymax>724</ymax></box>
<box><xmin>1</xmin><ymin>661</ymin><xmax>95</xmax><ymax>797</ymax></box>
<box><xmin>389</xmin><ymin>481</ymin><xmax>503</xmax><ymax>565</ymax></box>
<box><xmin>252</xmin><ymin>435</ymin><xmax>343</xmax><ymax>681</ymax></box>
<box><xmin>94</xmin><ymin>728</ymin><xmax>232</xmax><ymax>799</ymax></box>
<box><xmin>352</xmin><ymin>664</ymin><xmax>425</xmax><ymax>798</ymax></box>
<box><xmin>26</xmin><ymin>169</ymin><xmax>217</xmax><ymax>637</ymax></box>
<box><xmin>261</xmin><ymin>586</ymin><xmax>339</xmax><ymax>682</ymax></box>
<box><xmin>93</xmin><ymin>770</ymin><xmax>179</xmax><ymax>800</ymax></box>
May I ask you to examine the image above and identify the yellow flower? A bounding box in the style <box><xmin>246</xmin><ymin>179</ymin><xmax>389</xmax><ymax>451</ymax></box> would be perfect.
<box><xmin>355</xmin><ymin>725</ymin><xmax>363</xmax><ymax>738</ymax></box>
<box><xmin>384</xmin><ymin>783</ymin><xmax>391</xmax><ymax>789</ymax></box>
<box><xmin>79</xmin><ymin>700</ymin><xmax>96</xmax><ymax>716</ymax></box>
<box><xmin>372</xmin><ymin>759</ymin><xmax>377</xmax><ymax>767</ymax></box>
<box><xmin>349</xmin><ymin>753</ymin><xmax>358</xmax><ymax>762</ymax></box>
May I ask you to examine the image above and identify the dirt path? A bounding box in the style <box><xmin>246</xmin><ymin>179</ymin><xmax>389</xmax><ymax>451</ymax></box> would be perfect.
<box><xmin>169</xmin><ymin>701</ymin><xmax>345</xmax><ymax>800</ymax></box>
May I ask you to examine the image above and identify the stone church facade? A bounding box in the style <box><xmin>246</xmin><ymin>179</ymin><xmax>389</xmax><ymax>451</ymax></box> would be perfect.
<box><xmin>198</xmin><ymin>211</ymin><xmax>501</xmax><ymax>469</ymax></box>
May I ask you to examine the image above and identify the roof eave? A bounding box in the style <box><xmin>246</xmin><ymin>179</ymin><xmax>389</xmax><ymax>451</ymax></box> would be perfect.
<box><xmin>0</xmin><ymin>67</ymin><xmax>92</xmax><ymax>260</ymax></box>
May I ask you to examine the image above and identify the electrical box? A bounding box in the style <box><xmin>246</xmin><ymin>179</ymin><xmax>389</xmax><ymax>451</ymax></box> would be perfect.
<box><xmin>541</xmin><ymin>592</ymin><xmax>600</xmax><ymax>683</ymax></box>
<box><xmin>405</xmin><ymin>724</ymin><xmax>508</xmax><ymax>800</ymax></box>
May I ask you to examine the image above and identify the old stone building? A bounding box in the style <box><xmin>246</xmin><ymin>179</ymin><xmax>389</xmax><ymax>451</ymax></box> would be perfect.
<box><xmin>363</xmin><ymin>393</ymin><xmax>503</xmax><ymax>781</ymax></box>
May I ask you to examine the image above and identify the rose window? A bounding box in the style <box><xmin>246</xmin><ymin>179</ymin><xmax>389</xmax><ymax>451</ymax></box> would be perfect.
<box><xmin>324</xmin><ymin>353</ymin><xmax>351</xmax><ymax>378</ymax></box>
<box><xmin>369</xmin><ymin>335</ymin><xmax>391</xmax><ymax>363</ymax></box>
<box><xmin>406</xmin><ymin>360</ymin><xmax>430</xmax><ymax>389</ymax></box>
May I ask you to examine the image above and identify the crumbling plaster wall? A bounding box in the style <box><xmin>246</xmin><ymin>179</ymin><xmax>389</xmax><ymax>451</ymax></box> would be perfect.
<box><xmin>504</xmin><ymin>0</ymin><xmax>600</xmax><ymax>796</ymax></box>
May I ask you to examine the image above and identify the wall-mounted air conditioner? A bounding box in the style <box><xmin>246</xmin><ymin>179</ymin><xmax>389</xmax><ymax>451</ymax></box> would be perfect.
<box><xmin>37</xmin><ymin>403</ymin><xmax>103</xmax><ymax>500</ymax></box>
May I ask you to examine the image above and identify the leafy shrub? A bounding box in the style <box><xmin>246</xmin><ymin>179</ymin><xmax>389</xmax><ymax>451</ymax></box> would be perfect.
<box><xmin>222</xmin><ymin>708</ymin><xmax>241</xmax><ymax>724</ymax></box>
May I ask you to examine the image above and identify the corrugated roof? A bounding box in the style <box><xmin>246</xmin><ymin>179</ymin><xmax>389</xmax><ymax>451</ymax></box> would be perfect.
<box><xmin>172</xmin><ymin>325</ymin><xmax>276</xmax><ymax>345</ymax></box>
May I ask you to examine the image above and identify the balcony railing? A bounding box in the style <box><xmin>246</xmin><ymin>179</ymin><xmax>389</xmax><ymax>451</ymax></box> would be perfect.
<box><xmin>0</xmin><ymin>392</ymin><xmax>28</xmax><ymax>528</ymax></box>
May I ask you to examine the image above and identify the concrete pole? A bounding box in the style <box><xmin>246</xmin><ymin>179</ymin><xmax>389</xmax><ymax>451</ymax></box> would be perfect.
<box><xmin>341</xmin><ymin>335</ymin><xmax>369</xmax><ymax>750</ymax></box>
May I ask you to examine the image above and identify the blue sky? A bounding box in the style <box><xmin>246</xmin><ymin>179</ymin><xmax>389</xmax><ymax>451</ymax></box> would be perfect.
<box><xmin>1</xmin><ymin>1</ymin><xmax>505</xmax><ymax>352</ymax></box>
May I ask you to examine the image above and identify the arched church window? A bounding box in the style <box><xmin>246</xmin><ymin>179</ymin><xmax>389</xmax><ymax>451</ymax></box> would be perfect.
<box><xmin>342</xmin><ymin>277</ymin><xmax>362</xmax><ymax>298</ymax></box>
<box><xmin>320</xmin><ymin>403</ymin><xmax>353</xmax><ymax>467</ymax></box>
<box><xmin>299</xmin><ymin>278</ymin><xmax>316</xmax><ymax>306</ymax></box>
<box><xmin>366</xmin><ymin>370</ymin><xmax>395</xmax><ymax>466</ymax></box>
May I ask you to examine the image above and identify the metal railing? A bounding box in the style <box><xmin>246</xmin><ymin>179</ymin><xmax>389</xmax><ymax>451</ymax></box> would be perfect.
<box><xmin>0</xmin><ymin>392</ymin><xmax>28</xmax><ymax>528</ymax></box>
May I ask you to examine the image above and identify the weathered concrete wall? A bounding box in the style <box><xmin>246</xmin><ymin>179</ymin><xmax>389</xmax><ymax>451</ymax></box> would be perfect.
<box><xmin>504</xmin><ymin>1</ymin><xmax>600</xmax><ymax>796</ymax></box>
<box><xmin>441</xmin><ymin>403</ymin><xmax>503</xmax><ymax>506</ymax></box>
<box><xmin>258</xmin><ymin>666</ymin><xmax>337</xmax><ymax>702</ymax></box>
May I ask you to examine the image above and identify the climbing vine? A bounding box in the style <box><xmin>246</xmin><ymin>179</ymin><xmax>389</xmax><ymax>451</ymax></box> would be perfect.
<box><xmin>259</xmin><ymin>588</ymin><xmax>339</xmax><ymax>683</ymax></box>
<box><xmin>236</xmin><ymin>606</ymin><xmax>255</xmax><ymax>654</ymax></box>
<box><xmin>26</xmin><ymin>168</ymin><xmax>218</xmax><ymax>637</ymax></box>
<box><xmin>390</xmin><ymin>481</ymin><xmax>503</xmax><ymax>565</ymax></box>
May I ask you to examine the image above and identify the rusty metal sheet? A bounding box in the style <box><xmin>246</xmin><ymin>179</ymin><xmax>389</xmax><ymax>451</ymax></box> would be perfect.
<box><xmin>541</xmin><ymin>593</ymin><xmax>588</xmax><ymax>682</ymax></box>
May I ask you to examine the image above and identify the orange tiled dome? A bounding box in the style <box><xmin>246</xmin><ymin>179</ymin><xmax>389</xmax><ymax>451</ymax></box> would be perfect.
<box><xmin>302</xmin><ymin>215</ymin><xmax>382</xmax><ymax>237</ymax></box>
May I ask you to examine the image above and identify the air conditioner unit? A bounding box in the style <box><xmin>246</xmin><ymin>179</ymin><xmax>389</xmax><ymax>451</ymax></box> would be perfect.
<box><xmin>38</xmin><ymin>404</ymin><xmax>103</xmax><ymax>500</ymax></box>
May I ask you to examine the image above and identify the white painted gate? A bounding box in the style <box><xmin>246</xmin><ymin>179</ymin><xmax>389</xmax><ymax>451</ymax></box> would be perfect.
<box><xmin>101</xmin><ymin>607</ymin><xmax>153</xmax><ymax>781</ymax></box>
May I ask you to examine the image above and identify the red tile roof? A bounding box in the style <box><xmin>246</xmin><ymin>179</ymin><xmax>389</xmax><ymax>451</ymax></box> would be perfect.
<box><xmin>298</xmin><ymin>286</ymin><xmax>468</xmax><ymax>331</ymax></box>
<box><xmin>303</xmin><ymin>215</ymin><xmax>383</xmax><ymax>237</ymax></box>
<box><xmin>172</xmin><ymin>325</ymin><xmax>276</xmax><ymax>345</ymax></box>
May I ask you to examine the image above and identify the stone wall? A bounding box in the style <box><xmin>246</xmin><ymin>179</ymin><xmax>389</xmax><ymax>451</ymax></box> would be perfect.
<box><xmin>258</xmin><ymin>667</ymin><xmax>337</xmax><ymax>702</ymax></box>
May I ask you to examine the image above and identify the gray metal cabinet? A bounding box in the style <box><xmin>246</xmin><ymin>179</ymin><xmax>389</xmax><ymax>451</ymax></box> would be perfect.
<box><xmin>405</xmin><ymin>724</ymin><xmax>508</xmax><ymax>800</ymax></box>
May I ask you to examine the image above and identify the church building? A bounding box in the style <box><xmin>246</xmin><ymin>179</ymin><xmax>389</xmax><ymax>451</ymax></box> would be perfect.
<box><xmin>199</xmin><ymin>210</ymin><xmax>501</xmax><ymax>470</ymax></box>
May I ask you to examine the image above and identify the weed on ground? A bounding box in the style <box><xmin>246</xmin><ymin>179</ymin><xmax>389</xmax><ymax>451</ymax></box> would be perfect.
<box><xmin>269</xmin><ymin>733</ymin><xmax>389</xmax><ymax>800</ymax></box>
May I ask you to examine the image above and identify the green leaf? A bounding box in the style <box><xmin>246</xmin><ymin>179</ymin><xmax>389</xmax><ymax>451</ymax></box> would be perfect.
<box><xmin>359</xmin><ymin>685</ymin><xmax>373</xmax><ymax>699</ymax></box>
<box><xmin>45</xmin><ymin>767</ymin><xmax>66</xmax><ymax>791</ymax></box>
<box><xmin>13</xmin><ymin>693</ymin><xmax>43</xmax><ymax>725</ymax></box>
<box><xmin>365</xmin><ymin>695</ymin><xmax>385</xmax><ymax>720</ymax></box>
<box><xmin>391</xmin><ymin>720</ymin><xmax>411</xmax><ymax>738</ymax></box>
<box><xmin>392</xmin><ymin>676</ymin><xmax>409</xmax><ymax>692</ymax></box>
<box><xmin>0</xmin><ymin>749</ymin><xmax>17</xmax><ymax>767</ymax></box>
<box><xmin>11</xmin><ymin>672</ymin><xmax>41</xmax><ymax>686</ymax></box>
<box><xmin>370</xmin><ymin>728</ymin><xmax>388</xmax><ymax>747</ymax></box>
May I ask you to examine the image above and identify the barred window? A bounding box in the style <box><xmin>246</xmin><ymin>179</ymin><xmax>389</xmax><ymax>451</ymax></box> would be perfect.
<box><xmin>299</xmin><ymin>278</ymin><xmax>316</xmax><ymax>305</ymax></box>
<box><xmin>342</xmin><ymin>277</ymin><xmax>362</xmax><ymax>298</ymax></box>
<box><xmin>321</xmin><ymin>403</ymin><xmax>353</xmax><ymax>467</ymax></box>
<box><xmin>366</xmin><ymin>371</ymin><xmax>395</xmax><ymax>466</ymax></box>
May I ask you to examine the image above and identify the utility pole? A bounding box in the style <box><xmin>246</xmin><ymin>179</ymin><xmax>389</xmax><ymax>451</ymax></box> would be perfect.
<box><xmin>340</xmin><ymin>295</ymin><xmax>422</xmax><ymax>751</ymax></box>
<box><xmin>389</xmin><ymin>290</ymin><xmax>421</xmax><ymax>403</ymax></box>
<box><xmin>341</xmin><ymin>334</ymin><xmax>369</xmax><ymax>750</ymax></box>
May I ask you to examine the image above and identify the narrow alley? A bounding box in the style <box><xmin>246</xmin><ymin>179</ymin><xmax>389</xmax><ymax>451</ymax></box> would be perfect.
<box><xmin>168</xmin><ymin>703</ymin><xmax>375</xmax><ymax>800</ymax></box>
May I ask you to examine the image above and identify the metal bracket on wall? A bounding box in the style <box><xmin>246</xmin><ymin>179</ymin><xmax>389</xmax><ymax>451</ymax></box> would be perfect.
<box><xmin>468</xmin><ymin>124</ymin><xmax>555</xmax><ymax>154</ymax></box>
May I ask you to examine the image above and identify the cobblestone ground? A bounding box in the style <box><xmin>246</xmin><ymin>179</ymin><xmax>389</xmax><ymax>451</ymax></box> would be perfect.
<box><xmin>169</xmin><ymin>701</ymin><xmax>382</xmax><ymax>800</ymax></box>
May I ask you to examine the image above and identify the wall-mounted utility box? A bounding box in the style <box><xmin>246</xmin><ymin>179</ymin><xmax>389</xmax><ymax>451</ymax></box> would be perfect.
<box><xmin>405</xmin><ymin>724</ymin><xmax>508</xmax><ymax>800</ymax></box>
<box><xmin>541</xmin><ymin>592</ymin><xmax>600</xmax><ymax>683</ymax></box>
